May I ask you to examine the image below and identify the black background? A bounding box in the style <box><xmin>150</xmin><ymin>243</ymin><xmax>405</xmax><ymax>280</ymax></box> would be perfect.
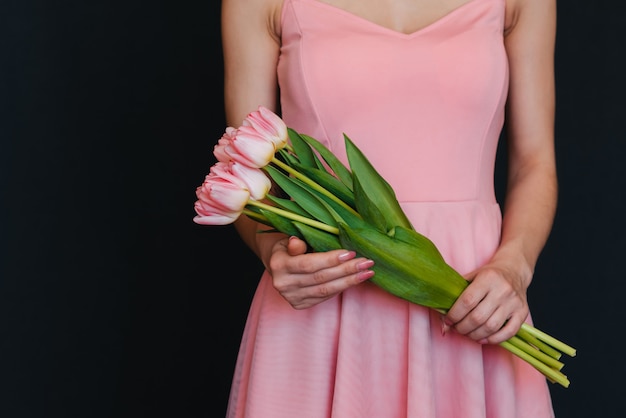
<box><xmin>1</xmin><ymin>1</ymin><xmax>624</xmax><ymax>417</ymax></box>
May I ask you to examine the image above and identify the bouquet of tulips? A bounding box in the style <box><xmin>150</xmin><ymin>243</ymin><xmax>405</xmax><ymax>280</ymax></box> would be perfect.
<box><xmin>194</xmin><ymin>106</ymin><xmax>576</xmax><ymax>388</ymax></box>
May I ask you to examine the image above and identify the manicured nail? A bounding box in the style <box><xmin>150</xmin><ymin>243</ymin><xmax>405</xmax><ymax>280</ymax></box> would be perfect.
<box><xmin>356</xmin><ymin>259</ymin><xmax>375</xmax><ymax>270</ymax></box>
<box><xmin>338</xmin><ymin>251</ymin><xmax>356</xmax><ymax>261</ymax></box>
<box><xmin>440</xmin><ymin>316</ymin><xmax>451</xmax><ymax>336</ymax></box>
<box><xmin>357</xmin><ymin>269</ymin><xmax>375</xmax><ymax>282</ymax></box>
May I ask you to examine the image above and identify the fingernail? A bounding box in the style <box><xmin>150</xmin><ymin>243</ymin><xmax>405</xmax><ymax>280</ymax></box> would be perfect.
<box><xmin>440</xmin><ymin>316</ymin><xmax>451</xmax><ymax>336</ymax></box>
<box><xmin>478</xmin><ymin>339</ymin><xmax>488</xmax><ymax>345</ymax></box>
<box><xmin>357</xmin><ymin>269</ymin><xmax>375</xmax><ymax>282</ymax></box>
<box><xmin>338</xmin><ymin>251</ymin><xmax>356</xmax><ymax>261</ymax></box>
<box><xmin>356</xmin><ymin>259</ymin><xmax>375</xmax><ymax>270</ymax></box>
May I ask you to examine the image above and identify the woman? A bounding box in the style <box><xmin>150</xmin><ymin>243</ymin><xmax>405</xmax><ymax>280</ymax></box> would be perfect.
<box><xmin>221</xmin><ymin>0</ymin><xmax>557</xmax><ymax>416</ymax></box>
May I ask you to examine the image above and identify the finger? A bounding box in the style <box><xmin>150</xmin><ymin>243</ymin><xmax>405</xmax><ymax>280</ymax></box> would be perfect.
<box><xmin>286</xmin><ymin>247</ymin><xmax>360</xmax><ymax>276</ymax></box>
<box><xmin>444</xmin><ymin>282</ymin><xmax>488</xmax><ymax>328</ymax></box>
<box><xmin>463</xmin><ymin>306</ymin><xmax>509</xmax><ymax>341</ymax></box>
<box><xmin>286</xmin><ymin>236</ymin><xmax>358</xmax><ymax>266</ymax></box>
<box><xmin>447</xmin><ymin>285</ymin><xmax>501</xmax><ymax>337</ymax></box>
<box><xmin>293</xmin><ymin>263</ymin><xmax>375</xmax><ymax>309</ymax></box>
<box><xmin>298</xmin><ymin>256</ymin><xmax>374</xmax><ymax>288</ymax></box>
<box><xmin>287</xmin><ymin>235</ymin><xmax>308</xmax><ymax>256</ymax></box>
<box><xmin>309</xmin><ymin>251</ymin><xmax>369</xmax><ymax>289</ymax></box>
<box><xmin>477</xmin><ymin>314</ymin><xmax>524</xmax><ymax>345</ymax></box>
<box><xmin>440</xmin><ymin>315</ymin><xmax>451</xmax><ymax>336</ymax></box>
<box><xmin>273</xmin><ymin>248</ymin><xmax>374</xmax><ymax>308</ymax></box>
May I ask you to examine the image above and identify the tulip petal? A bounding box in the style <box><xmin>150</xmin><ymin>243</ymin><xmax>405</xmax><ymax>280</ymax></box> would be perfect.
<box><xmin>213</xmin><ymin>127</ymin><xmax>237</xmax><ymax>162</ymax></box>
<box><xmin>228</xmin><ymin>126</ymin><xmax>277</xmax><ymax>168</ymax></box>
<box><xmin>231</xmin><ymin>162</ymin><xmax>271</xmax><ymax>200</ymax></box>
<box><xmin>193</xmin><ymin>213</ymin><xmax>239</xmax><ymax>225</ymax></box>
<box><xmin>243</xmin><ymin>106</ymin><xmax>289</xmax><ymax>150</ymax></box>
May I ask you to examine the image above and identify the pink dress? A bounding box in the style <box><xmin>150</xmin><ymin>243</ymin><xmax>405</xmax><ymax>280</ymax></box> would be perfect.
<box><xmin>227</xmin><ymin>0</ymin><xmax>555</xmax><ymax>416</ymax></box>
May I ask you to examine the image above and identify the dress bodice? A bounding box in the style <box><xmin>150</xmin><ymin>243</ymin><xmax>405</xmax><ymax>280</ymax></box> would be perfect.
<box><xmin>277</xmin><ymin>0</ymin><xmax>508</xmax><ymax>204</ymax></box>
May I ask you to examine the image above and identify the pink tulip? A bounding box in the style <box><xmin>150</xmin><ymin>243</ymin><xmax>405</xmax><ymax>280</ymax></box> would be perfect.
<box><xmin>193</xmin><ymin>199</ymin><xmax>241</xmax><ymax>225</ymax></box>
<box><xmin>213</xmin><ymin>127</ymin><xmax>237</xmax><ymax>163</ymax></box>
<box><xmin>230</xmin><ymin>161</ymin><xmax>272</xmax><ymax>200</ymax></box>
<box><xmin>220</xmin><ymin>125</ymin><xmax>278</xmax><ymax>168</ymax></box>
<box><xmin>242</xmin><ymin>106</ymin><xmax>288</xmax><ymax>151</ymax></box>
<box><xmin>193</xmin><ymin>162</ymin><xmax>251</xmax><ymax>225</ymax></box>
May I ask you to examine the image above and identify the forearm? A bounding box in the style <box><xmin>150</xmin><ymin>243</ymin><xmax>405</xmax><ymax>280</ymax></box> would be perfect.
<box><xmin>222</xmin><ymin>0</ymin><xmax>283</xmax><ymax>266</ymax></box>
<box><xmin>498</xmin><ymin>0</ymin><xmax>557</xmax><ymax>289</ymax></box>
<box><xmin>234</xmin><ymin>214</ymin><xmax>286</xmax><ymax>269</ymax></box>
<box><xmin>495</xmin><ymin>158</ymin><xmax>557</xmax><ymax>288</ymax></box>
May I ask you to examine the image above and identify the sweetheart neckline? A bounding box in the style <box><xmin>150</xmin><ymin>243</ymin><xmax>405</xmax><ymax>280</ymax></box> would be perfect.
<box><xmin>293</xmin><ymin>0</ymin><xmax>490</xmax><ymax>38</ymax></box>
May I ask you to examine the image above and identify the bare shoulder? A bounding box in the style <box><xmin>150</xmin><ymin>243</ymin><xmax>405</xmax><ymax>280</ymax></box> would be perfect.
<box><xmin>222</xmin><ymin>0</ymin><xmax>284</xmax><ymax>41</ymax></box>
<box><xmin>504</xmin><ymin>0</ymin><xmax>556</xmax><ymax>36</ymax></box>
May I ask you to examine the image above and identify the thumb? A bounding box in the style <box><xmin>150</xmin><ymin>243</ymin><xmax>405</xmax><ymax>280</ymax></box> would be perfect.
<box><xmin>287</xmin><ymin>236</ymin><xmax>308</xmax><ymax>256</ymax></box>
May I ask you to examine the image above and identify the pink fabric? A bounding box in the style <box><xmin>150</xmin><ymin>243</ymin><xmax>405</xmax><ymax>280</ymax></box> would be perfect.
<box><xmin>227</xmin><ymin>0</ymin><xmax>555</xmax><ymax>416</ymax></box>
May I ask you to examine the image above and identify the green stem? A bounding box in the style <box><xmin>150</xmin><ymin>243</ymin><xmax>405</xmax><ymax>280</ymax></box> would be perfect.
<box><xmin>500</xmin><ymin>340</ymin><xmax>570</xmax><ymax>388</ymax></box>
<box><xmin>247</xmin><ymin>200</ymin><xmax>339</xmax><ymax>235</ymax></box>
<box><xmin>270</xmin><ymin>157</ymin><xmax>360</xmax><ymax>218</ymax></box>
<box><xmin>507</xmin><ymin>335</ymin><xmax>564</xmax><ymax>370</ymax></box>
<box><xmin>520</xmin><ymin>323</ymin><xmax>577</xmax><ymax>357</ymax></box>
<box><xmin>434</xmin><ymin>308</ymin><xmax>571</xmax><ymax>386</ymax></box>
<box><xmin>242</xmin><ymin>208</ymin><xmax>269</xmax><ymax>223</ymax></box>
<box><xmin>516</xmin><ymin>326</ymin><xmax>562</xmax><ymax>360</ymax></box>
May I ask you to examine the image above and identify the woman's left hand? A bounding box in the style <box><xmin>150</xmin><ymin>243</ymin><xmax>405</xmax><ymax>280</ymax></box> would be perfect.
<box><xmin>443</xmin><ymin>261</ymin><xmax>530</xmax><ymax>345</ymax></box>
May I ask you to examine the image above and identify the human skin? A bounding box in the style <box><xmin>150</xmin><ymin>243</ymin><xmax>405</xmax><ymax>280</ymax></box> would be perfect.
<box><xmin>221</xmin><ymin>0</ymin><xmax>557</xmax><ymax>345</ymax></box>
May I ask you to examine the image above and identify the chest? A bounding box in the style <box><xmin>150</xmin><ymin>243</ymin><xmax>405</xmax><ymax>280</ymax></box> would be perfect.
<box><xmin>315</xmin><ymin>0</ymin><xmax>480</xmax><ymax>34</ymax></box>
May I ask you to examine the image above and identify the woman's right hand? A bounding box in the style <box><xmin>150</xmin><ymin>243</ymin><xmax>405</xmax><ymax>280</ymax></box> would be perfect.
<box><xmin>267</xmin><ymin>236</ymin><xmax>375</xmax><ymax>309</ymax></box>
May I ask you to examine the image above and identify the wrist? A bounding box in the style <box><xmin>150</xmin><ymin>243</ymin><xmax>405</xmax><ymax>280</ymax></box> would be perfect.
<box><xmin>490</xmin><ymin>241</ymin><xmax>535</xmax><ymax>289</ymax></box>
<box><xmin>256</xmin><ymin>230</ymin><xmax>287</xmax><ymax>270</ymax></box>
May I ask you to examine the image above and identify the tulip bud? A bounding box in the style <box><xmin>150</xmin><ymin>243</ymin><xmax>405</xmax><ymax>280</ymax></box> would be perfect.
<box><xmin>231</xmin><ymin>161</ymin><xmax>271</xmax><ymax>200</ymax></box>
<box><xmin>193</xmin><ymin>162</ymin><xmax>251</xmax><ymax>225</ymax></box>
<box><xmin>225</xmin><ymin>125</ymin><xmax>278</xmax><ymax>168</ymax></box>
<box><xmin>213</xmin><ymin>127</ymin><xmax>237</xmax><ymax>163</ymax></box>
<box><xmin>243</xmin><ymin>106</ymin><xmax>288</xmax><ymax>151</ymax></box>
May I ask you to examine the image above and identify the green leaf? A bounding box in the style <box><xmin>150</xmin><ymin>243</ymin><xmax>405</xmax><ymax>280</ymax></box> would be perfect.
<box><xmin>292</xmin><ymin>162</ymin><xmax>356</xmax><ymax>208</ymax></box>
<box><xmin>265</xmin><ymin>165</ymin><xmax>337</xmax><ymax>227</ymax></box>
<box><xmin>298</xmin><ymin>180</ymin><xmax>370</xmax><ymax>231</ymax></box>
<box><xmin>344</xmin><ymin>134</ymin><xmax>413</xmax><ymax>230</ymax></box>
<box><xmin>276</xmin><ymin>148</ymin><xmax>300</xmax><ymax>168</ymax></box>
<box><xmin>243</xmin><ymin>208</ymin><xmax>273</xmax><ymax>227</ymax></box>
<box><xmin>337</xmin><ymin>223</ymin><xmax>467</xmax><ymax>310</ymax></box>
<box><xmin>389</xmin><ymin>226</ymin><xmax>446</xmax><ymax>263</ymax></box>
<box><xmin>288</xmin><ymin>128</ymin><xmax>318</xmax><ymax>168</ymax></box>
<box><xmin>299</xmin><ymin>133</ymin><xmax>354</xmax><ymax>190</ymax></box>
<box><xmin>294</xmin><ymin>222</ymin><xmax>342</xmax><ymax>252</ymax></box>
<box><xmin>352</xmin><ymin>174</ymin><xmax>387</xmax><ymax>233</ymax></box>
<box><xmin>265</xmin><ymin>194</ymin><xmax>309</xmax><ymax>217</ymax></box>
<box><xmin>258</xmin><ymin>208</ymin><xmax>303</xmax><ymax>238</ymax></box>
